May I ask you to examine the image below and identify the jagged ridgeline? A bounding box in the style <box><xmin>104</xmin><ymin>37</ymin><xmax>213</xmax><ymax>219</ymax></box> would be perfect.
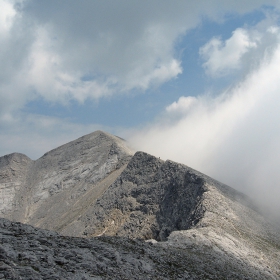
<box><xmin>0</xmin><ymin>130</ymin><xmax>280</xmax><ymax>279</ymax></box>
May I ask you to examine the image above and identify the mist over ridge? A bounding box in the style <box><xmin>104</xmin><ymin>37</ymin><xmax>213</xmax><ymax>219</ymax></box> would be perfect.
<box><xmin>1</xmin><ymin>129</ymin><xmax>280</xmax><ymax>279</ymax></box>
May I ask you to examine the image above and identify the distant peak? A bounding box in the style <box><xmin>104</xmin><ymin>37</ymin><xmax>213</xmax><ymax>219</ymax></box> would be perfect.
<box><xmin>0</xmin><ymin>152</ymin><xmax>32</xmax><ymax>162</ymax></box>
<box><xmin>94</xmin><ymin>130</ymin><xmax>125</xmax><ymax>141</ymax></box>
<box><xmin>81</xmin><ymin>130</ymin><xmax>124</xmax><ymax>142</ymax></box>
<box><xmin>38</xmin><ymin>130</ymin><xmax>134</xmax><ymax>160</ymax></box>
<box><xmin>0</xmin><ymin>153</ymin><xmax>32</xmax><ymax>169</ymax></box>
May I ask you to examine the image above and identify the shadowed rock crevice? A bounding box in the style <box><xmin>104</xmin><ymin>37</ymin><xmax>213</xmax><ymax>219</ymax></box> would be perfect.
<box><xmin>156</xmin><ymin>167</ymin><xmax>206</xmax><ymax>240</ymax></box>
<box><xmin>82</xmin><ymin>152</ymin><xmax>208</xmax><ymax>241</ymax></box>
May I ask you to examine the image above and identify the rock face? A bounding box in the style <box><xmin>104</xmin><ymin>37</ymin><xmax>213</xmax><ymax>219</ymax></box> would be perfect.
<box><xmin>80</xmin><ymin>152</ymin><xmax>206</xmax><ymax>240</ymax></box>
<box><xmin>0</xmin><ymin>130</ymin><xmax>280</xmax><ymax>279</ymax></box>
<box><xmin>0</xmin><ymin>153</ymin><xmax>32</xmax><ymax>215</ymax></box>
<box><xmin>78</xmin><ymin>151</ymin><xmax>280</xmax><ymax>278</ymax></box>
<box><xmin>0</xmin><ymin>131</ymin><xmax>133</xmax><ymax>233</ymax></box>
<box><xmin>0</xmin><ymin>217</ymin><xmax>278</xmax><ymax>280</ymax></box>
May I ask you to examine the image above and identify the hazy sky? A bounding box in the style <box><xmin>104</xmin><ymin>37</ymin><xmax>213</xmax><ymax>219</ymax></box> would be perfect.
<box><xmin>1</xmin><ymin>1</ymin><xmax>280</xmax><ymax>215</ymax></box>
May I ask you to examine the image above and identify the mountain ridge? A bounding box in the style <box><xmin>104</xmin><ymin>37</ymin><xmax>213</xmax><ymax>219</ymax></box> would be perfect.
<box><xmin>0</xmin><ymin>130</ymin><xmax>280</xmax><ymax>279</ymax></box>
<box><xmin>0</xmin><ymin>130</ymin><xmax>134</xmax><ymax>225</ymax></box>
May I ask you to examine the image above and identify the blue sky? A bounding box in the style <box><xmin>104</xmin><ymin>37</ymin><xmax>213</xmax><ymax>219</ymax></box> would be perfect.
<box><xmin>22</xmin><ymin>7</ymin><xmax>268</xmax><ymax>128</ymax></box>
<box><xmin>1</xmin><ymin>0</ymin><xmax>280</xmax><ymax>215</ymax></box>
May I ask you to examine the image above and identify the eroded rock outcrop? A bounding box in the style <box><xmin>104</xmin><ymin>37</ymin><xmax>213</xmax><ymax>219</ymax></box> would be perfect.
<box><xmin>81</xmin><ymin>152</ymin><xmax>206</xmax><ymax>240</ymax></box>
<box><xmin>0</xmin><ymin>217</ymin><xmax>277</xmax><ymax>280</ymax></box>
<box><xmin>0</xmin><ymin>130</ymin><xmax>280</xmax><ymax>279</ymax></box>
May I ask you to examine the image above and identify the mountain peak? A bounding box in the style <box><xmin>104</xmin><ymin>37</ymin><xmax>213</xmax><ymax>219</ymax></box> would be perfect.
<box><xmin>0</xmin><ymin>131</ymin><xmax>280</xmax><ymax>279</ymax></box>
<box><xmin>0</xmin><ymin>130</ymin><xmax>134</xmax><ymax>224</ymax></box>
<box><xmin>41</xmin><ymin>130</ymin><xmax>134</xmax><ymax>159</ymax></box>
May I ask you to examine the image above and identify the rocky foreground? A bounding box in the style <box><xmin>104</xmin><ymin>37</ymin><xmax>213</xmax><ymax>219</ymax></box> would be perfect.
<box><xmin>0</xmin><ymin>217</ymin><xmax>277</xmax><ymax>280</ymax></box>
<box><xmin>0</xmin><ymin>130</ymin><xmax>280</xmax><ymax>279</ymax></box>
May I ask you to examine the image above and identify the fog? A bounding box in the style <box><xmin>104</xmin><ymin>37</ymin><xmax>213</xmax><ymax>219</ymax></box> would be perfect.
<box><xmin>129</xmin><ymin>23</ymin><xmax>280</xmax><ymax>220</ymax></box>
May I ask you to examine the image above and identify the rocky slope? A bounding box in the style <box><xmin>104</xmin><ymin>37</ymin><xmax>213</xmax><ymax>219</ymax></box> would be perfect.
<box><xmin>0</xmin><ymin>131</ymin><xmax>133</xmax><ymax>232</ymax></box>
<box><xmin>0</xmin><ymin>217</ymin><xmax>277</xmax><ymax>280</ymax></box>
<box><xmin>0</xmin><ymin>130</ymin><xmax>280</xmax><ymax>279</ymax></box>
<box><xmin>77</xmin><ymin>151</ymin><xmax>280</xmax><ymax>278</ymax></box>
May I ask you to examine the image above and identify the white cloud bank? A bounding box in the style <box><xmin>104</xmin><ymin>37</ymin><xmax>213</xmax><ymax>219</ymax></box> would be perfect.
<box><xmin>129</xmin><ymin>20</ymin><xmax>280</xmax><ymax>217</ymax></box>
<box><xmin>200</xmin><ymin>28</ymin><xmax>257</xmax><ymax>76</ymax></box>
<box><xmin>0</xmin><ymin>0</ymin><xmax>16</xmax><ymax>35</ymax></box>
<box><xmin>0</xmin><ymin>0</ymin><xmax>279</xmax><ymax>117</ymax></box>
<box><xmin>200</xmin><ymin>16</ymin><xmax>280</xmax><ymax>77</ymax></box>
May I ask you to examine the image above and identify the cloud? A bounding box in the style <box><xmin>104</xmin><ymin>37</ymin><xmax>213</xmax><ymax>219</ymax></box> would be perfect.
<box><xmin>200</xmin><ymin>29</ymin><xmax>257</xmax><ymax>76</ymax></box>
<box><xmin>166</xmin><ymin>96</ymin><xmax>198</xmax><ymax>115</ymax></box>
<box><xmin>200</xmin><ymin>15</ymin><xmax>280</xmax><ymax>77</ymax></box>
<box><xmin>1</xmin><ymin>0</ymin><xmax>279</xmax><ymax>116</ymax></box>
<box><xmin>128</xmin><ymin>21</ymin><xmax>280</xmax><ymax>217</ymax></box>
<box><xmin>0</xmin><ymin>0</ymin><xmax>16</xmax><ymax>35</ymax></box>
<box><xmin>1</xmin><ymin>0</ymin><xmax>280</xmax><ymax>217</ymax></box>
<box><xmin>1</xmin><ymin>0</ymin><xmax>190</xmax><ymax>111</ymax></box>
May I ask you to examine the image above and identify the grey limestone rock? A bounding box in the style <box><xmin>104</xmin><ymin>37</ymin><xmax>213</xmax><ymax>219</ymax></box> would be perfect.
<box><xmin>0</xmin><ymin>217</ymin><xmax>278</xmax><ymax>280</ymax></box>
<box><xmin>0</xmin><ymin>131</ymin><xmax>133</xmax><ymax>235</ymax></box>
<box><xmin>0</xmin><ymin>153</ymin><xmax>32</xmax><ymax>215</ymax></box>
<box><xmin>78</xmin><ymin>151</ymin><xmax>280</xmax><ymax>279</ymax></box>
<box><xmin>0</xmin><ymin>130</ymin><xmax>280</xmax><ymax>279</ymax></box>
<box><xmin>81</xmin><ymin>152</ymin><xmax>206</xmax><ymax>240</ymax></box>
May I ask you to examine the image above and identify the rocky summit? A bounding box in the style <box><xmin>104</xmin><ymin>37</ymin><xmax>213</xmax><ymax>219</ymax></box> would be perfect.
<box><xmin>0</xmin><ymin>130</ymin><xmax>280</xmax><ymax>279</ymax></box>
<box><xmin>0</xmin><ymin>131</ymin><xmax>133</xmax><ymax>232</ymax></box>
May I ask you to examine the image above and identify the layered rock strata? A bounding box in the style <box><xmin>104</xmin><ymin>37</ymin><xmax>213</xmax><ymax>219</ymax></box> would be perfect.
<box><xmin>0</xmin><ymin>131</ymin><xmax>133</xmax><ymax>233</ymax></box>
